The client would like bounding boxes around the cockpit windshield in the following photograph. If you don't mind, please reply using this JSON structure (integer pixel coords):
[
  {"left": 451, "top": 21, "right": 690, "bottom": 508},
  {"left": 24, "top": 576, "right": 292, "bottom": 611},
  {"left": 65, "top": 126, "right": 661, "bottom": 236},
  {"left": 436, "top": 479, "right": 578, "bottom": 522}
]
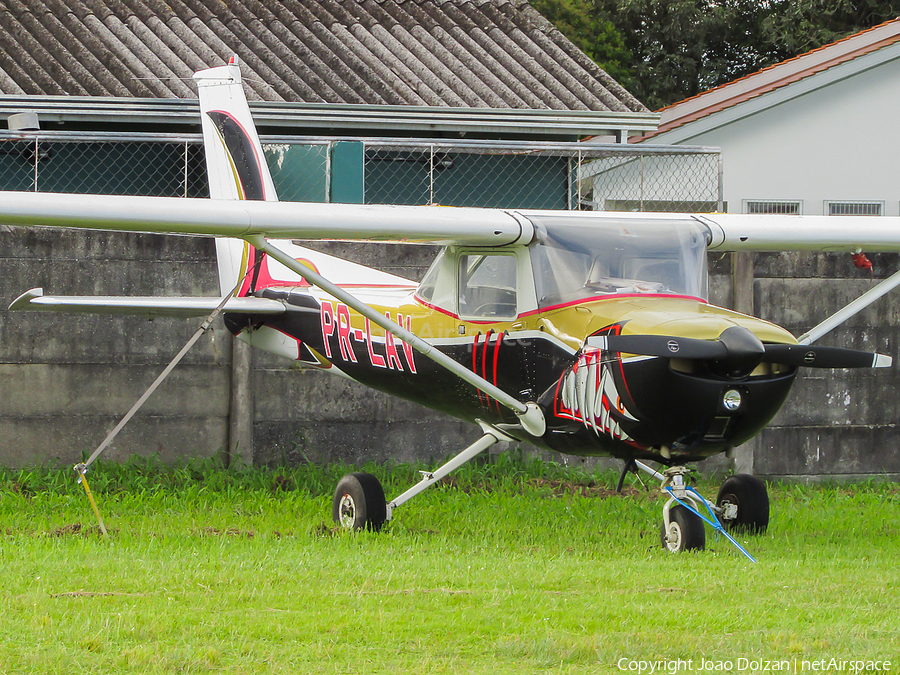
[{"left": 528, "top": 214, "right": 709, "bottom": 309}]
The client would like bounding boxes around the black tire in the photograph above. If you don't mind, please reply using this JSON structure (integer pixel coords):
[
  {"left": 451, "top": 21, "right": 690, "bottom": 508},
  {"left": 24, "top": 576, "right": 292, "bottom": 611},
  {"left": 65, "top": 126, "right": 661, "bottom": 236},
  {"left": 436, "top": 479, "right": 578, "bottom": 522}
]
[
  {"left": 660, "top": 504, "right": 706, "bottom": 552},
  {"left": 332, "top": 472, "right": 387, "bottom": 532},
  {"left": 716, "top": 474, "right": 769, "bottom": 534}
]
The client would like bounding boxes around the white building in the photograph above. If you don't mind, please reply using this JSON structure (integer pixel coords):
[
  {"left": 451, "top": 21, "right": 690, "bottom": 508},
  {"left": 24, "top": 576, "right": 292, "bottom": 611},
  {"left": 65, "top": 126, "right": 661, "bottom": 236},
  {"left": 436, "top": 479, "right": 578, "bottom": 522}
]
[
  {"left": 635, "top": 19, "right": 900, "bottom": 216},
  {"left": 622, "top": 21, "right": 900, "bottom": 479}
]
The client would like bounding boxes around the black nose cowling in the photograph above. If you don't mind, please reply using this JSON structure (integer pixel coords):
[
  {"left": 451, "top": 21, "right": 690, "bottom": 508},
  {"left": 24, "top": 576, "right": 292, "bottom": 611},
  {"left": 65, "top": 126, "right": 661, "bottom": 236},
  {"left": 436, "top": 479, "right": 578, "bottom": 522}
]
[{"left": 713, "top": 325, "right": 765, "bottom": 378}]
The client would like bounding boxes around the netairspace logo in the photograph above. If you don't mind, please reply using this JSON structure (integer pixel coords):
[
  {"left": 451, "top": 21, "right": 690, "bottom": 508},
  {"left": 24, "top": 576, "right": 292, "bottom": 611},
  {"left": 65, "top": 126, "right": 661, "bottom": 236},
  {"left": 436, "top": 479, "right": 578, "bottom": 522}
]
[{"left": 616, "top": 657, "right": 893, "bottom": 674}]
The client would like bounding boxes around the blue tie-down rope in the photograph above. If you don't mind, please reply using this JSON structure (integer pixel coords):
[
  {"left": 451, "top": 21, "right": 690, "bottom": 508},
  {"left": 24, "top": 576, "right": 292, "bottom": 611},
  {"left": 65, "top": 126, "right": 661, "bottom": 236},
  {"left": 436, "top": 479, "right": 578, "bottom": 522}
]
[{"left": 665, "top": 485, "right": 757, "bottom": 563}]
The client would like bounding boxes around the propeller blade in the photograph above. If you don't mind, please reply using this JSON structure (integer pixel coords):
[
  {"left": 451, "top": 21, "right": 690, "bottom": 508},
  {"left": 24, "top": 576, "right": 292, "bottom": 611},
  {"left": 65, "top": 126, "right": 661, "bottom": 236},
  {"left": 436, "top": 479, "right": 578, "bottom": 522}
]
[
  {"left": 587, "top": 334, "right": 728, "bottom": 360},
  {"left": 762, "top": 344, "right": 892, "bottom": 369},
  {"left": 587, "top": 333, "right": 892, "bottom": 370}
]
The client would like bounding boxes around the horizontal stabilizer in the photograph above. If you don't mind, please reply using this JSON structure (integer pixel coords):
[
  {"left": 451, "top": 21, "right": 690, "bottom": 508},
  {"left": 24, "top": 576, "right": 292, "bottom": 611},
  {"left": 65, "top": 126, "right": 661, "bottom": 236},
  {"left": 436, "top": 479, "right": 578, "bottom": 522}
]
[{"left": 8, "top": 288, "right": 286, "bottom": 318}]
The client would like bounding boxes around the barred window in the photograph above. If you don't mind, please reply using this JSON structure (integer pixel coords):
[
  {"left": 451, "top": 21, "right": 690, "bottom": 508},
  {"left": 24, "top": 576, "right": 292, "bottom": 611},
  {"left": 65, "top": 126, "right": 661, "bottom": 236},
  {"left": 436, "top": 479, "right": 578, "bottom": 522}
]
[
  {"left": 743, "top": 200, "right": 802, "bottom": 214},
  {"left": 826, "top": 201, "right": 883, "bottom": 216}
]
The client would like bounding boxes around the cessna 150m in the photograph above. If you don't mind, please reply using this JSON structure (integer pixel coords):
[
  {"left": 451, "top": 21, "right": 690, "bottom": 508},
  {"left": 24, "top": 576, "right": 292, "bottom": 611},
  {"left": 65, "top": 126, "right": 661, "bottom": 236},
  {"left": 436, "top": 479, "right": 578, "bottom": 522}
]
[{"left": 3, "top": 60, "right": 898, "bottom": 557}]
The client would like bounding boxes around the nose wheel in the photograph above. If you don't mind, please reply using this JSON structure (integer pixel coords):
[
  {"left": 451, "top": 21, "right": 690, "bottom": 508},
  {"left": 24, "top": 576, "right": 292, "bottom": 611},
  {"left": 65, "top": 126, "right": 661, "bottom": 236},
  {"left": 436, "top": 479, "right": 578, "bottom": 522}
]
[
  {"left": 660, "top": 504, "right": 705, "bottom": 552},
  {"left": 631, "top": 461, "right": 765, "bottom": 561}
]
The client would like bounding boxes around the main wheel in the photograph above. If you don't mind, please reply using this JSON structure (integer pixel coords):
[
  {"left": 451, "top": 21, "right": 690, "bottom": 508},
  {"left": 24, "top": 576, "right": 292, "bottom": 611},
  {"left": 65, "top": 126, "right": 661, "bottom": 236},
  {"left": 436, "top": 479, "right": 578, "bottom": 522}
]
[
  {"left": 716, "top": 474, "right": 769, "bottom": 534},
  {"left": 660, "top": 504, "right": 706, "bottom": 552},
  {"left": 332, "top": 472, "right": 387, "bottom": 532}
]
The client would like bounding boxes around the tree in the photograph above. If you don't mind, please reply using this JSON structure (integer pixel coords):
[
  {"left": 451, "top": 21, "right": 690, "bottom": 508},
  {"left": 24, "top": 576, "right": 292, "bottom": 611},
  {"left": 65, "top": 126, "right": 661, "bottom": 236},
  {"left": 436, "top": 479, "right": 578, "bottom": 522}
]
[
  {"left": 598, "top": 0, "right": 783, "bottom": 110},
  {"left": 532, "top": 0, "right": 900, "bottom": 110},
  {"left": 529, "top": 0, "right": 634, "bottom": 88},
  {"left": 761, "top": 0, "right": 900, "bottom": 59}
]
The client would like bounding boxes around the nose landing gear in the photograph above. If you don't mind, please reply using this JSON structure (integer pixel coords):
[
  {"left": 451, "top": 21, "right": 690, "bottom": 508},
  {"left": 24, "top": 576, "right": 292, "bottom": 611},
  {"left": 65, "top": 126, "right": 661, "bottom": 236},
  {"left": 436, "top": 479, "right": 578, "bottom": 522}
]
[
  {"left": 632, "top": 461, "right": 767, "bottom": 561},
  {"left": 661, "top": 503, "right": 705, "bottom": 553}
]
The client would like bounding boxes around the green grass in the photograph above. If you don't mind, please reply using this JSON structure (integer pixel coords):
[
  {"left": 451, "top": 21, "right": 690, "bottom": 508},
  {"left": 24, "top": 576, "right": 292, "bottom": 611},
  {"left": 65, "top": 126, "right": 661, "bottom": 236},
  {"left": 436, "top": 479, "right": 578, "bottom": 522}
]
[{"left": 0, "top": 457, "right": 897, "bottom": 673}]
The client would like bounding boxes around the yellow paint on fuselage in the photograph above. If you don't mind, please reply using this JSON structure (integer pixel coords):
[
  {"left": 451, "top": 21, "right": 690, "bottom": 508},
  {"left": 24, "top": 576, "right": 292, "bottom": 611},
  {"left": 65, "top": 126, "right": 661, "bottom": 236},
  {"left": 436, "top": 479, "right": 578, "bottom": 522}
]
[{"left": 331, "top": 290, "right": 797, "bottom": 352}]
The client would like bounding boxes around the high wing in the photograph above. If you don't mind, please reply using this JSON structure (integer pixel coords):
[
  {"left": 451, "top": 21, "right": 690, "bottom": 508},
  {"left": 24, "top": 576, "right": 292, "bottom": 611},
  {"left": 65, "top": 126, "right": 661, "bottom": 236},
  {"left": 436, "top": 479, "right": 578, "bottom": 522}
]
[
  {"left": 0, "top": 62, "right": 897, "bottom": 255},
  {"left": 701, "top": 213, "right": 900, "bottom": 252},
  {"left": 4, "top": 194, "right": 900, "bottom": 252},
  {"left": 0, "top": 190, "right": 532, "bottom": 247}
]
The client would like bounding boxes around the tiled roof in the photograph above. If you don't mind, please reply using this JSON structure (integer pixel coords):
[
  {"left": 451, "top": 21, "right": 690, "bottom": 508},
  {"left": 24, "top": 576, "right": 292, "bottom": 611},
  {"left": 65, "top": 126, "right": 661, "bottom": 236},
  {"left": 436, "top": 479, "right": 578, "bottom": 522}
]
[
  {"left": 640, "top": 18, "right": 900, "bottom": 140},
  {"left": 0, "top": 0, "right": 648, "bottom": 113}
]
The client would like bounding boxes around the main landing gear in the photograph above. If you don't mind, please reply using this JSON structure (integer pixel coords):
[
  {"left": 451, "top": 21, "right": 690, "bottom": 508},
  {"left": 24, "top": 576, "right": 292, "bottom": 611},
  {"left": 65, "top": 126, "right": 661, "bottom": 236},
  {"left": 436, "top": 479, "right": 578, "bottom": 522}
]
[
  {"left": 716, "top": 473, "right": 769, "bottom": 534},
  {"left": 332, "top": 422, "right": 513, "bottom": 533},
  {"left": 330, "top": 430, "right": 768, "bottom": 562},
  {"left": 630, "top": 461, "right": 769, "bottom": 561},
  {"left": 332, "top": 472, "right": 387, "bottom": 532}
]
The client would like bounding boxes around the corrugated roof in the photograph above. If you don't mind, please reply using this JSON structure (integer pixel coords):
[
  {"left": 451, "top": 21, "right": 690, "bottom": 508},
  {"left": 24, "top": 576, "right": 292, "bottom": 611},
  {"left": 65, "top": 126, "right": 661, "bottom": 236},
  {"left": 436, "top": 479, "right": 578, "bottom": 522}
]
[
  {"left": 0, "top": 0, "right": 648, "bottom": 113},
  {"left": 640, "top": 18, "right": 900, "bottom": 140}
]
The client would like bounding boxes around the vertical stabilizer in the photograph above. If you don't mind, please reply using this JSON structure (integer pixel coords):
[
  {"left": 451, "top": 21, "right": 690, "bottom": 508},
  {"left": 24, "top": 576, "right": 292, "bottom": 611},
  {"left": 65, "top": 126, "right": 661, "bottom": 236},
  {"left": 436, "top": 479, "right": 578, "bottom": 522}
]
[{"left": 194, "top": 57, "right": 277, "bottom": 296}]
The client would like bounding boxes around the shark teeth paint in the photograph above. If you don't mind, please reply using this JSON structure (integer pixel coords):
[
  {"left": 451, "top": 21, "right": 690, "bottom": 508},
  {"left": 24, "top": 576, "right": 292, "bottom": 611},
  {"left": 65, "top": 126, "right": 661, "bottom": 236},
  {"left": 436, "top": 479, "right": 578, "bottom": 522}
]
[{"left": 556, "top": 347, "right": 638, "bottom": 442}]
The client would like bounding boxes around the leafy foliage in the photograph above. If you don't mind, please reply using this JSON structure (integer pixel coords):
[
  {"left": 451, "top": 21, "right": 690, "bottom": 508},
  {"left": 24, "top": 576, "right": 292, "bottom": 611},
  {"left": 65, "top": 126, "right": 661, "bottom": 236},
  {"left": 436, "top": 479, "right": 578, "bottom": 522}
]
[
  {"left": 760, "top": 0, "right": 900, "bottom": 57},
  {"left": 530, "top": 0, "right": 634, "bottom": 86},
  {"left": 532, "top": 0, "right": 900, "bottom": 109}
]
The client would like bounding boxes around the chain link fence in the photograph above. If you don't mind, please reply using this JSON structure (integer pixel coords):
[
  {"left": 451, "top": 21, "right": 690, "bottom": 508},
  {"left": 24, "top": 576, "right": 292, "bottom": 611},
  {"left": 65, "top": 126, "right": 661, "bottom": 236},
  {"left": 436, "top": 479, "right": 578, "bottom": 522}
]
[
  {"left": 0, "top": 132, "right": 721, "bottom": 212},
  {"left": 364, "top": 141, "right": 722, "bottom": 211},
  {"left": 0, "top": 134, "right": 209, "bottom": 197}
]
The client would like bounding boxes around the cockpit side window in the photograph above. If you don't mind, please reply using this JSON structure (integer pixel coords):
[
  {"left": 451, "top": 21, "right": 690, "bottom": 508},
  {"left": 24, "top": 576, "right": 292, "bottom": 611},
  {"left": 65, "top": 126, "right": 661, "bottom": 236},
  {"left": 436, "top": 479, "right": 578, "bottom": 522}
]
[
  {"left": 458, "top": 253, "right": 518, "bottom": 319},
  {"left": 416, "top": 249, "right": 442, "bottom": 304}
]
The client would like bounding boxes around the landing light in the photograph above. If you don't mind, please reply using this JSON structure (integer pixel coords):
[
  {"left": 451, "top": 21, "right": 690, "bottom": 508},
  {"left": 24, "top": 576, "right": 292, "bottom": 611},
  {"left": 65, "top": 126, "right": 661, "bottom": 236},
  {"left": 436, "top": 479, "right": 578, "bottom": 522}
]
[{"left": 723, "top": 389, "right": 742, "bottom": 411}]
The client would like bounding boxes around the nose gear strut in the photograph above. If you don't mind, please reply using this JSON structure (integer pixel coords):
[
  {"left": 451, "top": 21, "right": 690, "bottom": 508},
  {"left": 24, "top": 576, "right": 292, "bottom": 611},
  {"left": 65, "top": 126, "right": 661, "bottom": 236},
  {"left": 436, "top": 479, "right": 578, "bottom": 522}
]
[{"left": 633, "top": 461, "right": 758, "bottom": 562}]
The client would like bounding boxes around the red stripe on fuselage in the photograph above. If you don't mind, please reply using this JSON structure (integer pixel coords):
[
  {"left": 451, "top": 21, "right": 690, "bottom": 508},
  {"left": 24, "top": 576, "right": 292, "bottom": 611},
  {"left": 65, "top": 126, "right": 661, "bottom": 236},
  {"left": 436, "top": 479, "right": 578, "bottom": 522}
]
[
  {"left": 518, "top": 293, "right": 707, "bottom": 318},
  {"left": 415, "top": 292, "right": 706, "bottom": 322},
  {"left": 491, "top": 331, "right": 503, "bottom": 413}
]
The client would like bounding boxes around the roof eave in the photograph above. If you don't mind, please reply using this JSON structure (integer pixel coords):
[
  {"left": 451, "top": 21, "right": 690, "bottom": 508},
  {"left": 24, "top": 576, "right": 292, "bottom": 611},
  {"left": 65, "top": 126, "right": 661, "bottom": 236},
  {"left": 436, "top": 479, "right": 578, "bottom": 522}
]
[
  {"left": 0, "top": 96, "right": 659, "bottom": 137},
  {"left": 643, "top": 19, "right": 900, "bottom": 141}
]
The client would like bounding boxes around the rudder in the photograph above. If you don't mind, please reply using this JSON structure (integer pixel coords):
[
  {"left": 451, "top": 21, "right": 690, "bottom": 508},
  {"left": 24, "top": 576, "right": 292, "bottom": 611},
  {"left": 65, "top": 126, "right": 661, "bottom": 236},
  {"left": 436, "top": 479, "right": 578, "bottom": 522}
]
[{"left": 194, "top": 57, "right": 277, "bottom": 297}]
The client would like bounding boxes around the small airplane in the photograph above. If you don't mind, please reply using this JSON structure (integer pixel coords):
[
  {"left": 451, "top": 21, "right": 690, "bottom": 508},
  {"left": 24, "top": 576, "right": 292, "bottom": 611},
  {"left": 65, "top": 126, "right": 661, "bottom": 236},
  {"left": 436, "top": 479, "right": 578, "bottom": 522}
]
[{"left": 3, "top": 59, "right": 899, "bottom": 557}]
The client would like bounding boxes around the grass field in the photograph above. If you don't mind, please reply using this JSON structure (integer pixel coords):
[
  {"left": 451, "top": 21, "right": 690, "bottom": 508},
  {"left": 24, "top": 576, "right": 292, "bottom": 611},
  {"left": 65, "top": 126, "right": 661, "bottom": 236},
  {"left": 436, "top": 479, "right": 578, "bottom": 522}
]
[{"left": 0, "top": 457, "right": 897, "bottom": 674}]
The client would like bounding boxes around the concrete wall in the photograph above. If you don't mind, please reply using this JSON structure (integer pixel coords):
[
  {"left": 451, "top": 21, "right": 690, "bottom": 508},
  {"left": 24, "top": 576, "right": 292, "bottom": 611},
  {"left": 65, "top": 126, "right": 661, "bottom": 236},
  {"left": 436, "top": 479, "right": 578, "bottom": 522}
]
[
  {"left": 2, "top": 228, "right": 896, "bottom": 480},
  {"left": 739, "top": 252, "right": 900, "bottom": 480},
  {"left": 0, "top": 228, "right": 228, "bottom": 467}
]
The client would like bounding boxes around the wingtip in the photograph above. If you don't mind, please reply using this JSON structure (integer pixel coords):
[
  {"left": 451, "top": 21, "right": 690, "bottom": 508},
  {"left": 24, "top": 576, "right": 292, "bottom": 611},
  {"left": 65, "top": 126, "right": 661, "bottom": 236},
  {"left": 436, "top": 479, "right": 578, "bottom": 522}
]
[
  {"left": 873, "top": 353, "right": 893, "bottom": 368},
  {"left": 8, "top": 287, "right": 43, "bottom": 311}
]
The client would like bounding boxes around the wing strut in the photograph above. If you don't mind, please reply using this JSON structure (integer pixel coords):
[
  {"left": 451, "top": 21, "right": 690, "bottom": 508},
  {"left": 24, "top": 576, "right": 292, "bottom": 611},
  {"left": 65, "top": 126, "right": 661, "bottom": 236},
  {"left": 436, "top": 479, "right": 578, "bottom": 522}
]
[
  {"left": 246, "top": 236, "right": 546, "bottom": 437},
  {"left": 797, "top": 265, "right": 900, "bottom": 346}
]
